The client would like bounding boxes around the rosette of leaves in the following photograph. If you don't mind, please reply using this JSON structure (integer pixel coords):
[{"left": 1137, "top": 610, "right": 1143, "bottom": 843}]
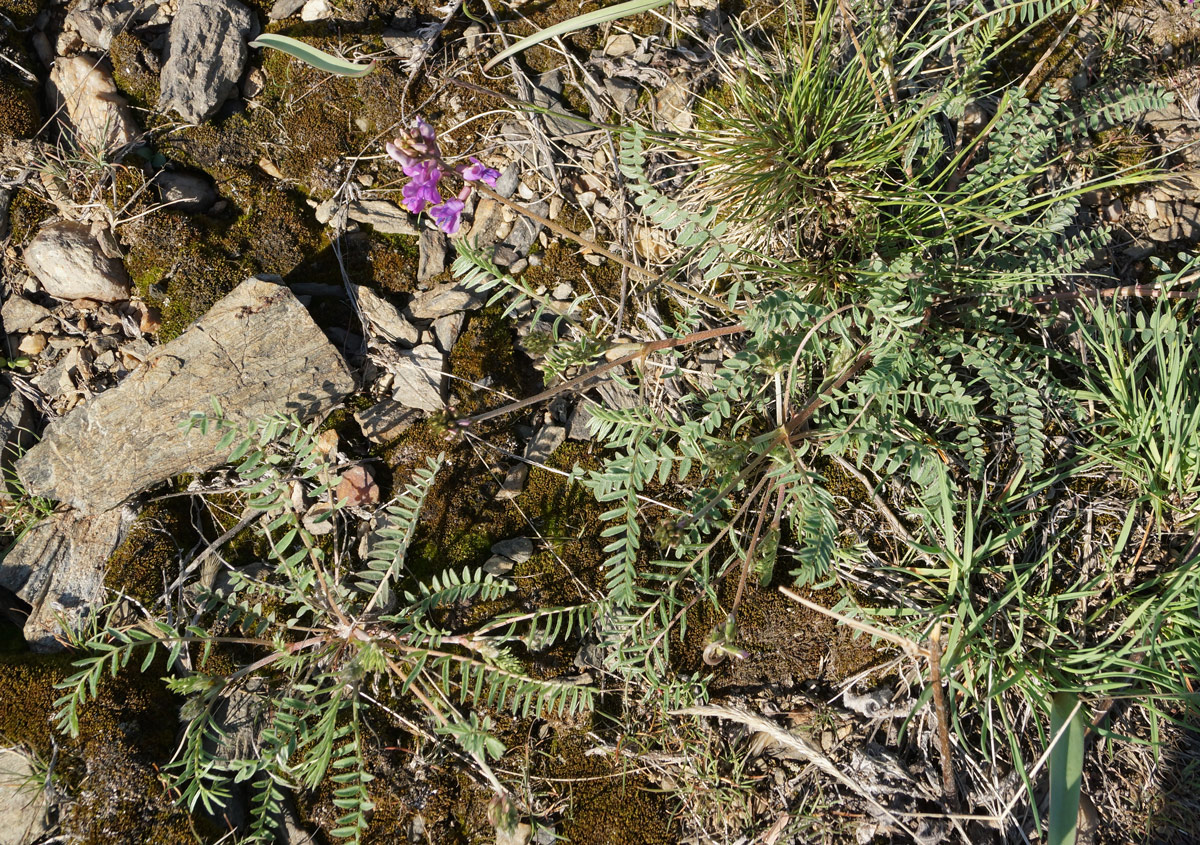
[{"left": 54, "top": 407, "right": 594, "bottom": 843}]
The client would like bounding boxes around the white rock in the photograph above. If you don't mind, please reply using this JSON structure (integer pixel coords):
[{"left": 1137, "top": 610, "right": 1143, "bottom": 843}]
[
  {"left": 50, "top": 55, "right": 139, "bottom": 153},
  {"left": 301, "top": 0, "right": 331, "bottom": 21},
  {"left": 25, "top": 222, "right": 131, "bottom": 302}
]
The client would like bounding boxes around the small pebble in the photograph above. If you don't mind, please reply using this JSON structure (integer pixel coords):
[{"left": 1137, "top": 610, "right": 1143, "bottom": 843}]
[{"left": 18, "top": 333, "right": 46, "bottom": 355}]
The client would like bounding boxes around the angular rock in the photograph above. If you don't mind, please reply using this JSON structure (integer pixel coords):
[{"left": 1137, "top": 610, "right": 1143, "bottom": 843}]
[
  {"left": 354, "top": 398, "right": 420, "bottom": 443},
  {"left": 336, "top": 465, "right": 380, "bottom": 507},
  {"left": 300, "top": 0, "right": 331, "bottom": 21},
  {"left": 482, "top": 555, "right": 514, "bottom": 576},
  {"left": 604, "top": 33, "right": 637, "bottom": 57},
  {"left": 157, "top": 171, "right": 217, "bottom": 213},
  {"left": 347, "top": 199, "right": 419, "bottom": 235},
  {"left": 1, "top": 296, "right": 52, "bottom": 333},
  {"left": 0, "top": 507, "right": 129, "bottom": 651},
  {"left": 16, "top": 278, "right": 356, "bottom": 514},
  {"left": 531, "top": 71, "right": 591, "bottom": 143},
  {"left": 0, "top": 749, "right": 52, "bottom": 844},
  {"left": 491, "top": 537, "right": 534, "bottom": 564},
  {"left": 383, "top": 28, "right": 425, "bottom": 59},
  {"left": 352, "top": 284, "right": 419, "bottom": 344},
  {"left": 432, "top": 312, "right": 463, "bottom": 352},
  {"left": 0, "top": 389, "right": 34, "bottom": 470},
  {"left": 269, "top": 0, "right": 306, "bottom": 19},
  {"left": 49, "top": 55, "right": 139, "bottom": 152},
  {"left": 389, "top": 344, "right": 444, "bottom": 413},
  {"left": 159, "top": 0, "right": 255, "bottom": 124},
  {"left": 66, "top": 0, "right": 140, "bottom": 51},
  {"left": 408, "top": 282, "right": 481, "bottom": 320},
  {"left": 25, "top": 222, "right": 132, "bottom": 302},
  {"left": 496, "top": 425, "right": 566, "bottom": 500},
  {"left": 417, "top": 226, "right": 447, "bottom": 282}
]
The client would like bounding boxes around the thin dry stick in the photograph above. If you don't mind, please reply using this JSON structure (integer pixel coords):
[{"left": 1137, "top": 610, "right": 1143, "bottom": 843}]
[
  {"left": 929, "top": 621, "right": 957, "bottom": 804},
  {"left": 459, "top": 321, "right": 746, "bottom": 426},
  {"left": 1027, "top": 276, "right": 1200, "bottom": 304}
]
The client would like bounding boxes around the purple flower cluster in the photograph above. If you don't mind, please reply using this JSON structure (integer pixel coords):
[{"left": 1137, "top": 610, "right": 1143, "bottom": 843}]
[{"left": 386, "top": 118, "right": 500, "bottom": 236}]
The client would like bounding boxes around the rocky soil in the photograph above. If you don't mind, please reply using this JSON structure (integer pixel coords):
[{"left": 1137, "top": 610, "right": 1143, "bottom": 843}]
[{"left": 1, "top": 0, "right": 1200, "bottom": 843}]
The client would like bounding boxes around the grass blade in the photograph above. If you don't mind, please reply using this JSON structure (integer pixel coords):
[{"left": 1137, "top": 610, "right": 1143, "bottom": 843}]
[
  {"left": 482, "top": 0, "right": 670, "bottom": 72},
  {"left": 250, "top": 34, "right": 376, "bottom": 77},
  {"left": 1047, "top": 692, "right": 1085, "bottom": 845}
]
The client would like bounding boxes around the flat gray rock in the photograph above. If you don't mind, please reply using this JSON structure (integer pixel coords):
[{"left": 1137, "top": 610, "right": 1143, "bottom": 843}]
[
  {"left": 66, "top": 0, "right": 141, "bottom": 51},
  {"left": 491, "top": 537, "right": 534, "bottom": 563},
  {"left": 1, "top": 296, "right": 52, "bottom": 333},
  {"left": 157, "top": 171, "right": 217, "bottom": 213},
  {"left": 354, "top": 398, "right": 420, "bottom": 444},
  {"left": 25, "top": 221, "right": 131, "bottom": 302},
  {"left": 269, "top": 0, "right": 306, "bottom": 19},
  {"left": 352, "top": 284, "right": 419, "bottom": 345},
  {"left": 0, "top": 506, "right": 130, "bottom": 651},
  {"left": 418, "top": 226, "right": 447, "bottom": 282},
  {"left": 16, "top": 277, "right": 355, "bottom": 514},
  {"left": 348, "top": 199, "right": 419, "bottom": 235},
  {"left": 408, "top": 282, "right": 481, "bottom": 320},
  {"left": 159, "top": 0, "right": 255, "bottom": 123},
  {"left": 389, "top": 344, "right": 444, "bottom": 413},
  {"left": 432, "top": 312, "right": 463, "bottom": 352}
]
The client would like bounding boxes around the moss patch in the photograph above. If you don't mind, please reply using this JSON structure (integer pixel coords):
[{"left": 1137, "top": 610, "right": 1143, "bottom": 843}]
[
  {"left": 0, "top": 72, "right": 39, "bottom": 140},
  {"left": 0, "top": 652, "right": 205, "bottom": 844},
  {"left": 542, "top": 731, "right": 677, "bottom": 845},
  {"left": 6, "top": 187, "right": 52, "bottom": 244},
  {"left": 0, "top": 0, "right": 45, "bottom": 27},
  {"left": 105, "top": 502, "right": 193, "bottom": 605}
]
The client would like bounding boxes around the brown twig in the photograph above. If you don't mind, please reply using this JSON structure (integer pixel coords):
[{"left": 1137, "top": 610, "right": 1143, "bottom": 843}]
[
  {"left": 928, "top": 621, "right": 957, "bottom": 804},
  {"left": 457, "top": 321, "right": 745, "bottom": 427},
  {"left": 1027, "top": 277, "right": 1200, "bottom": 305}
]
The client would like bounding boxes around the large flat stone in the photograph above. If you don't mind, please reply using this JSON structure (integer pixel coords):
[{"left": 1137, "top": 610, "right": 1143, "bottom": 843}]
[{"left": 16, "top": 277, "right": 355, "bottom": 514}]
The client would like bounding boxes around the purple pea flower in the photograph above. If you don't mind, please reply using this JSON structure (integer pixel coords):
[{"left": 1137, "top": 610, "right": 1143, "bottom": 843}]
[
  {"left": 402, "top": 179, "right": 443, "bottom": 214},
  {"left": 388, "top": 117, "right": 501, "bottom": 235},
  {"left": 459, "top": 157, "right": 500, "bottom": 188},
  {"left": 429, "top": 198, "right": 466, "bottom": 235}
]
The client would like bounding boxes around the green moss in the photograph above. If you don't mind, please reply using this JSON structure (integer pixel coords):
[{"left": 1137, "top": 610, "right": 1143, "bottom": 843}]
[
  {"left": 543, "top": 732, "right": 676, "bottom": 845},
  {"left": 105, "top": 502, "right": 192, "bottom": 605},
  {"left": 6, "top": 187, "right": 52, "bottom": 244},
  {"left": 0, "top": 0, "right": 45, "bottom": 27},
  {"left": 0, "top": 652, "right": 206, "bottom": 843},
  {"left": 108, "top": 31, "right": 162, "bottom": 113},
  {"left": 0, "top": 73, "right": 39, "bottom": 139},
  {"left": 121, "top": 175, "right": 324, "bottom": 340}
]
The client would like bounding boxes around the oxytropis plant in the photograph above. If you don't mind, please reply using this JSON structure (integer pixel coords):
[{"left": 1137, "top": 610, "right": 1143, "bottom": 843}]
[{"left": 386, "top": 117, "right": 500, "bottom": 234}]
